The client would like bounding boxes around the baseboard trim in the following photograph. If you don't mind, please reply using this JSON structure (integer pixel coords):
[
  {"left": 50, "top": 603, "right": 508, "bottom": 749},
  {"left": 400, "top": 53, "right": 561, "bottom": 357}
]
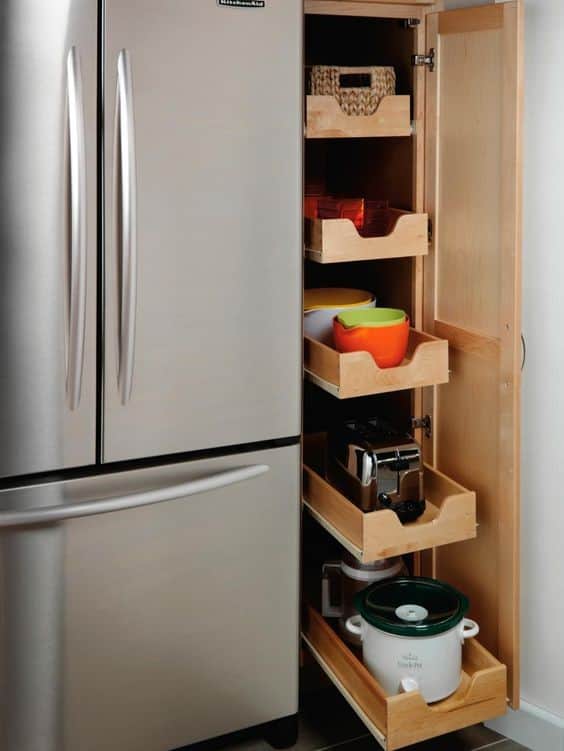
[{"left": 486, "top": 700, "right": 564, "bottom": 751}]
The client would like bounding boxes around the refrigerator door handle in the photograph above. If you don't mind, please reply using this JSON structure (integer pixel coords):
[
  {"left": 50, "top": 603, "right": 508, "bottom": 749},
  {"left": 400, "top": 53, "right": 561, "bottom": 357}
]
[
  {"left": 66, "top": 47, "right": 87, "bottom": 411},
  {"left": 0, "top": 464, "right": 269, "bottom": 528},
  {"left": 116, "top": 49, "right": 138, "bottom": 405}
]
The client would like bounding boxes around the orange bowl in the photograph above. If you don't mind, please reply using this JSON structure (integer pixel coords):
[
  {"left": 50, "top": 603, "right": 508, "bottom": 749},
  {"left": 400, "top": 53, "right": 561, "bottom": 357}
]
[{"left": 333, "top": 316, "right": 410, "bottom": 368}]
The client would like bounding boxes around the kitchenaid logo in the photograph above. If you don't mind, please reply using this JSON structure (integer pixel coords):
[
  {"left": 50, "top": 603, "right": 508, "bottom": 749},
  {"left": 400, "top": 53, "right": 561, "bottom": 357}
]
[
  {"left": 218, "top": 0, "right": 265, "bottom": 7},
  {"left": 397, "top": 652, "right": 422, "bottom": 670}
]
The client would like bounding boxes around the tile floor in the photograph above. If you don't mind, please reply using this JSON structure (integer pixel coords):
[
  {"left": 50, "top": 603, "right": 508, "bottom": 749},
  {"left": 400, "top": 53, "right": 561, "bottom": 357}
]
[{"left": 208, "top": 687, "right": 530, "bottom": 751}]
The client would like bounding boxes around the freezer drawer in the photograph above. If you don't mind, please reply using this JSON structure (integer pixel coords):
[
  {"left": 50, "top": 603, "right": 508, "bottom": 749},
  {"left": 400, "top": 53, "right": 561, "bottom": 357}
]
[
  {"left": 0, "top": 444, "right": 300, "bottom": 751},
  {"left": 103, "top": 0, "right": 303, "bottom": 462},
  {"left": 0, "top": 0, "right": 97, "bottom": 478}
]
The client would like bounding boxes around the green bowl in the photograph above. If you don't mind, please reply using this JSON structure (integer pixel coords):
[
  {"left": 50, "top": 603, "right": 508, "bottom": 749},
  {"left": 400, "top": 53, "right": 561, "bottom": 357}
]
[{"left": 336, "top": 308, "right": 407, "bottom": 330}]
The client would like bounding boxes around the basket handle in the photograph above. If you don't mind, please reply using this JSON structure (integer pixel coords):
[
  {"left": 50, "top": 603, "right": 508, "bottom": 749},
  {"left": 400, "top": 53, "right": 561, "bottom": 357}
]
[{"left": 338, "top": 66, "right": 376, "bottom": 75}]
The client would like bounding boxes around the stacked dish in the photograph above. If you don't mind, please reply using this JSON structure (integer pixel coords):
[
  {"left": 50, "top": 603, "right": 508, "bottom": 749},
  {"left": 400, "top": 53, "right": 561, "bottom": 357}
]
[
  {"left": 304, "top": 288, "right": 376, "bottom": 346},
  {"left": 333, "top": 308, "right": 409, "bottom": 368}
]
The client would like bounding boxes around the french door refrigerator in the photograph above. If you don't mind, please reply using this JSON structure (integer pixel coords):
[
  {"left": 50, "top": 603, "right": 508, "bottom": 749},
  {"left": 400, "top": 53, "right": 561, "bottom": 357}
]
[{"left": 0, "top": 2, "right": 302, "bottom": 750}]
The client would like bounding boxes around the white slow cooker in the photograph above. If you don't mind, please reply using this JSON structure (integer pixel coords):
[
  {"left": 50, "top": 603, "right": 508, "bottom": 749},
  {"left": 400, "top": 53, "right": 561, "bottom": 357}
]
[{"left": 346, "top": 577, "right": 479, "bottom": 703}]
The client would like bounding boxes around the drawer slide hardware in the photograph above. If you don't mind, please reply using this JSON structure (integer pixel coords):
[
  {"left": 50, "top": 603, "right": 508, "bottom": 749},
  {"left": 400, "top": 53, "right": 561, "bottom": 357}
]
[
  {"left": 412, "top": 415, "right": 432, "bottom": 439},
  {"left": 412, "top": 49, "right": 435, "bottom": 72}
]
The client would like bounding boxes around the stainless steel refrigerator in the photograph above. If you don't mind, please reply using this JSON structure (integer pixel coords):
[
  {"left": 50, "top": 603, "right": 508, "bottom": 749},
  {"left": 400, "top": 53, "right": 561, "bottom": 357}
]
[{"left": 0, "top": 2, "right": 302, "bottom": 750}]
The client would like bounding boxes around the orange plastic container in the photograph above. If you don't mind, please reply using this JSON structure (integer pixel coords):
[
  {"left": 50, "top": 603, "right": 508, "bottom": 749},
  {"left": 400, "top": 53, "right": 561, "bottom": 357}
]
[
  {"left": 317, "top": 197, "right": 365, "bottom": 231},
  {"left": 333, "top": 313, "right": 410, "bottom": 368}
]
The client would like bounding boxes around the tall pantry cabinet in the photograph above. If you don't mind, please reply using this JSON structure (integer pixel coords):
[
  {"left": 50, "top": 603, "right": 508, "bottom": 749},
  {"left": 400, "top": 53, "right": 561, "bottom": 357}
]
[{"left": 300, "top": 1, "right": 522, "bottom": 749}]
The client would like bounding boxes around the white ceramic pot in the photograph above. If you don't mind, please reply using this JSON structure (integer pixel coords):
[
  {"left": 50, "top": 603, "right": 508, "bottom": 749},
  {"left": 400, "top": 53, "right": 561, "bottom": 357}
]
[
  {"left": 346, "top": 613, "right": 479, "bottom": 702},
  {"left": 346, "top": 577, "right": 480, "bottom": 703},
  {"left": 303, "top": 288, "right": 376, "bottom": 346},
  {"left": 304, "top": 304, "right": 375, "bottom": 345}
]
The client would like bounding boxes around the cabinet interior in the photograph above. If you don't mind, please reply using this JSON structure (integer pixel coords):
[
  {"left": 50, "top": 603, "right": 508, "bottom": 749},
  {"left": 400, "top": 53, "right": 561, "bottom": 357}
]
[
  {"left": 305, "top": 14, "right": 416, "bottom": 98},
  {"left": 301, "top": 1, "right": 522, "bottom": 746}
]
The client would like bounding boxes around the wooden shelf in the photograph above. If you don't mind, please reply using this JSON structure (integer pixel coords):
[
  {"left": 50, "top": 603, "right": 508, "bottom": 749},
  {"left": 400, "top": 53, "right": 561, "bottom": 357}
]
[
  {"left": 306, "top": 95, "right": 411, "bottom": 139},
  {"left": 305, "top": 211, "right": 428, "bottom": 264},
  {"left": 303, "top": 434, "right": 476, "bottom": 562},
  {"left": 305, "top": 1, "right": 436, "bottom": 11},
  {"left": 302, "top": 605, "right": 507, "bottom": 751},
  {"left": 304, "top": 329, "right": 449, "bottom": 399}
]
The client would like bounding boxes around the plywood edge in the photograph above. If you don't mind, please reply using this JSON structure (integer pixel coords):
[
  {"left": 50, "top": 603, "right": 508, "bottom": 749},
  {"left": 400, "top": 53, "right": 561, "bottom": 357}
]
[
  {"left": 464, "top": 633, "right": 504, "bottom": 671},
  {"left": 424, "top": 462, "right": 473, "bottom": 500},
  {"left": 301, "top": 634, "right": 387, "bottom": 749},
  {"left": 304, "top": 336, "right": 341, "bottom": 387},
  {"left": 303, "top": 501, "right": 364, "bottom": 559},
  {"left": 424, "top": 464, "right": 477, "bottom": 527},
  {"left": 305, "top": 1, "right": 431, "bottom": 18},
  {"left": 306, "top": 95, "right": 411, "bottom": 139},
  {"left": 305, "top": 213, "right": 429, "bottom": 263},
  {"left": 302, "top": 605, "right": 388, "bottom": 731},
  {"left": 302, "top": 463, "right": 364, "bottom": 551},
  {"left": 304, "top": 369, "right": 341, "bottom": 398},
  {"left": 499, "top": 0, "right": 523, "bottom": 709},
  {"left": 407, "top": 328, "right": 443, "bottom": 349},
  {"left": 459, "top": 664, "right": 507, "bottom": 708}
]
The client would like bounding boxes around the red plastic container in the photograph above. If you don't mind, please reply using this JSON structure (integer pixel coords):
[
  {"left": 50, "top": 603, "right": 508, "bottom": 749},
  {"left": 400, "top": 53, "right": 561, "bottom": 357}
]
[{"left": 317, "top": 197, "right": 365, "bottom": 231}]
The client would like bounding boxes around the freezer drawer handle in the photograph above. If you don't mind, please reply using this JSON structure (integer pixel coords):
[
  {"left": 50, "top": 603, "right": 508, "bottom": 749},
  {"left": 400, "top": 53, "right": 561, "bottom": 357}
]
[
  {"left": 66, "top": 47, "right": 87, "bottom": 411},
  {"left": 117, "top": 49, "right": 138, "bottom": 405},
  {"left": 0, "top": 464, "right": 269, "bottom": 528}
]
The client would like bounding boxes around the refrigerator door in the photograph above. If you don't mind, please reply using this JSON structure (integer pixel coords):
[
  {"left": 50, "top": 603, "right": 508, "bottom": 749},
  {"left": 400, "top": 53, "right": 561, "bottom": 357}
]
[
  {"left": 0, "top": 444, "right": 300, "bottom": 751},
  {"left": 0, "top": 1, "right": 97, "bottom": 478},
  {"left": 103, "top": 0, "right": 302, "bottom": 463}
]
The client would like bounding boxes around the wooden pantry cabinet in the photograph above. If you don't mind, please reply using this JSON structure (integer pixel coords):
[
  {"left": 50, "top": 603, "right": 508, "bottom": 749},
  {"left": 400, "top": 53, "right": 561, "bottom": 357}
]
[{"left": 301, "top": 1, "right": 522, "bottom": 748}]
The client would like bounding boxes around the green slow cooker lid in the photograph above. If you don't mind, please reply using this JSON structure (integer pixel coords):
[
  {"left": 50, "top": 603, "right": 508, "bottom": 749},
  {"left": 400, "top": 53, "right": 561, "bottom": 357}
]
[{"left": 354, "top": 577, "right": 469, "bottom": 637}]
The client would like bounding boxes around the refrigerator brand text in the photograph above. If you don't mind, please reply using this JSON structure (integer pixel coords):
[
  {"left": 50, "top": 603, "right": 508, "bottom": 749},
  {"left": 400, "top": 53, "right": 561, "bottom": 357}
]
[{"left": 218, "top": 0, "right": 265, "bottom": 7}]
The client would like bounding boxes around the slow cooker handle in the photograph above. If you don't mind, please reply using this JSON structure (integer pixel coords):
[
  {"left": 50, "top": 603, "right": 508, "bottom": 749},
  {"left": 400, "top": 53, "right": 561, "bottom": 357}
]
[
  {"left": 460, "top": 618, "right": 480, "bottom": 643},
  {"left": 344, "top": 615, "right": 363, "bottom": 639}
]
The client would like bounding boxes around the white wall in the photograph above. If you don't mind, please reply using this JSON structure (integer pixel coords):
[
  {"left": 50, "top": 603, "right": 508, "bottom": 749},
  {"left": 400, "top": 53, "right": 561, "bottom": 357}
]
[
  {"left": 442, "top": 0, "right": 564, "bottom": 744},
  {"left": 518, "top": 0, "right": 564, "bottom": 719}
]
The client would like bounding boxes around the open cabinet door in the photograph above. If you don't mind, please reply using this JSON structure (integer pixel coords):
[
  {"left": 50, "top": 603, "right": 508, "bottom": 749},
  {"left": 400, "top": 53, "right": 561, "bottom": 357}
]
[{"left": 423, "top": 2, "right": 523, "bottom": 707}]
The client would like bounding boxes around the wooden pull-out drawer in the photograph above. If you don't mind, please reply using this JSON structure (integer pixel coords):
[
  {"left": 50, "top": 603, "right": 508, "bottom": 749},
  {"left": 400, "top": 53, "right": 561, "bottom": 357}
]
[
  {"left": 303, "top": 434, "right": 476, "bottom": 562},
  {"left": 302, "top": 605, "right": 507, "bottom": 751},
  {"left": 306, "top": 95, "right": 411, "bottom": 139},
  {"left": 305, "top": 212, "right": 429, "bottom": 264},
  {"left": 304, "top": 330, "right": 448, "bottom": 399}
]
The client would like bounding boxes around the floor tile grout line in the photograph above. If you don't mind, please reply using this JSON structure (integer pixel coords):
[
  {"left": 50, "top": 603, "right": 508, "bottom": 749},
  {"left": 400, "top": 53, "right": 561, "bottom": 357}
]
[
  {"left": 472, "top": 739, "right": 508, "bottom": 751},
  {"left": 306, "top": 732, "right": 513, "bottom": 751},
  {"left": 311, "top": 733, "right": 371, "bottom": 751}
]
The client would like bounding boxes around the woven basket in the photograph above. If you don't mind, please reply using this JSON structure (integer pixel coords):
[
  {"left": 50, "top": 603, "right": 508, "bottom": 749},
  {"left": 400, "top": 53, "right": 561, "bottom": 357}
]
[{"left": 310, "top": 65, "right": 396, "bottom": 116}]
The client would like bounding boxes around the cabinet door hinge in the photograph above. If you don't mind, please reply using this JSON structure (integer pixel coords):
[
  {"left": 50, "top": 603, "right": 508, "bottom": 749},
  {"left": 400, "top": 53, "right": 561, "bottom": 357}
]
[
  {"left": 428, "top": 218, "right": 433, "bottom": 243},
  {"left": 403, "top": 18, "right": 421, "bottom": 29},
  {"left": 412, "top": 48, "right": 435, "bottom": 72},
  {"left": 411, "top": 415, "right": 432, "bottom": 439}
]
